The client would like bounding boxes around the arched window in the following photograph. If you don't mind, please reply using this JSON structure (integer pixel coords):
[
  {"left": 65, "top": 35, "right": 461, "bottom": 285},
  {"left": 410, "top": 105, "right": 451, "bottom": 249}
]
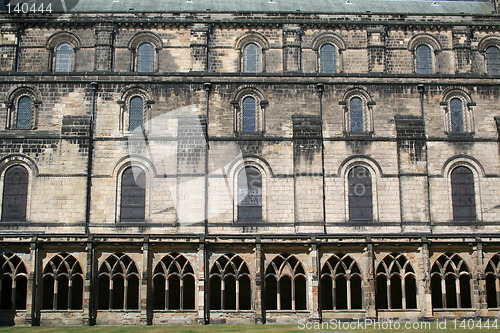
[
  {"left": 243, "top": 43, "right": 260, "bottom": 73},
  {"left": 348, "top": 166, "right": 373, "bottom": 221},
  {"left": 153, "top": 253, "right": 195, "bottom": 310},
  {"left": 450, "top": 98, "right": 464, "bottom": 133},
  {"left": 237, "top": 166, "right": 262, "bottom": 222},
  {"left": 265, "top": 253, "right": 306, "bottom": 311},
  {"left": 320, "top": 44, "right": 337, "bottom": 74},
  {"left": 375, "top": 253, "right": 417, "bottom": 310},
  {"left": 2, "top": 166, "right": 29, "bottom": 222},
  {"left": 242, "top": 97, "right": 257, "bottom": 133},
  {"left": 209, "top": 253, "right": 251, "bottom": 310},
  {"left": 349, "top": 97, "right": 364, "bottom": 133},
  {"left": 16, "top": 96, "right": 32, "bottom": 129},
  {"left": 0, "top": 253, "right": 28, "bottom": 310},
  {"left": 321, "top": 254, "right": 362, "bottom": 310},
  {"left": 41, "top": 253, "right": 83, "bottom": 310},
  {"left": 431, "top": 253, "right": 472, "bottom": 309},
  {"left": 128, "top": 96, "right": 144, "bottom": 132},
  {"left": 120, "top": 167, "right": 146, "bottom": 222},
  {"left": 137, "top": 42, "right": 155, "bottom": 73},
  {"left": 97, "top": 253, "right": 139, "bottom": 310},
  {"left": 415, "top": 44, "right": 433, "bottom": 74},
  {"left": 485, "top": 46, "right": 500, "bottom": 75},
  {"left": 451, "top": 167, "right": 476, "bottom": 221},
  {"left": 54, "top": 43, "right": 73, "bottom": 72},
  {"left": 485, "top": 253, "right": 500, "bottom": 308}
]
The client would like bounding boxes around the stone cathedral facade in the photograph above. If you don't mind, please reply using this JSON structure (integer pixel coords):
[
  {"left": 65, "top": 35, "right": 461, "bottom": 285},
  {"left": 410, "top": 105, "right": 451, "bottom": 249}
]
[{"left": 0, "top": 0, "right": 499, "bottom": 326}]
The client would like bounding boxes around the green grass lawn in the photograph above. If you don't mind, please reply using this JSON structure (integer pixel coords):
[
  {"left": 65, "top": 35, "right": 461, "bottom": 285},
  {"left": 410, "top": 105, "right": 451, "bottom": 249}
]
[{"left": 0, "top": 321, "right": 499, "bottom": 333}]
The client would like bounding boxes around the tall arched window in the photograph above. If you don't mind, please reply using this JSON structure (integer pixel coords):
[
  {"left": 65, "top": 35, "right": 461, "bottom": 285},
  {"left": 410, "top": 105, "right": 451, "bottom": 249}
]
[
  {"left": 137, "top": 42, "right": 155, "bottom": 73},
  {"left": 41, "top": 253, "right": 83, "bottom": 310},
  {"left": 16, "top": 96, "right": 32, "bottom": 129},
  {"left": 416, "top": 44, "right": 433, "bottom": 74},
  {"left": 321, "top": 254, "right": 362, "bottom": 310},
  {"left": 485, "top": 253, "right": 500, "bottom": 308},
  {"left": 153, "top": 253, "right": 195, "bottom": 310},
  {"left": 349, "top": 97, "right": 364, "bottom": 133},
  {"left": 209, "top": 253, "right": 251, "bottom": 310},
  {"left": 55, "top": 43, "right": 74, "bottom": 72},
  {"left": 485, "top": 46, "right": 500, "bottom": 75},
  {"left": 0, "top": 253, "right": 27, "bottom": 310},
  {"left": 375, "top": 253, "right": 417, "bottom": 310},
  {"left": 450, "top": 98, "right": 464, "bottom": 133},
  {"left": 431, "top": 253, "right": 472, "bottom": 309},
  {"left": 237, "top": 166, "right": 262, "bottom": 222},
  {"left": 348, "top": 166, "right": 373, "bottom": 221},
  {"left": 243, "top": 43, "right": 260, "bottom": 73},
  {"left": 129, "top": 96, "right": 144, "bottom": 131},
  {"left": 120, "top": 167, "right": 146, "bottom": 222},
  {"left": 98, "top": 253, "right": 139, "bottom": 310},
  {"left": 451, "top": 166, "right": 476, "bottom": 221},
  {"left": 320, "top": 44, "right": 337, "bottom": 74},
  {"left": 265, "top": 253, "right": 306, "bottom": 311},
  {"left": 2, "top": 166, "right": 29, "bottom": 222},
  {"left": 242, "top": 96, "right": 257, "bottom": 133}
]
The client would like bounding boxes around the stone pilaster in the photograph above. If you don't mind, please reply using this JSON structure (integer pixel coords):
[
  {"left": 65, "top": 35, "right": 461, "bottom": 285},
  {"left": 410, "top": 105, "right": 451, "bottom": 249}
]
[
  {"left": 420, "top": 239, "right": 433, "bottom": 319},
  {"left": 254, "top": 240, "right": 264, "bottom": 324},
  {"left": 140, "top": 240, "right": 152, "bottom": 324},
  {"left": 364, "top": 242, "right": 376, "bottom": 319},
  {"left": 310, "top": 241, "right": 321, "bottom": 322},
  {"left": 190, "top": 24, "right": 210, "bottom": 72},
  {"left": 94, "top": 24, "right": 115, "bottom": 71},
  {"left": 367, "top": 26, "right": 386, "bottom": 73},
  {"left": 196, "top": 240, "right": 208, "bottom": 324},
  {"left": 475, "top": 241, "right": 487, "bottom": 317},
  {"left": 283, "top": 25, "right": 302, "bottom": 72},
  {"left": 453, "top": 26, "right": 472, "bottom": 73},
  {"left": 0, "top": 23, "right": 21, "bottom": 71}
]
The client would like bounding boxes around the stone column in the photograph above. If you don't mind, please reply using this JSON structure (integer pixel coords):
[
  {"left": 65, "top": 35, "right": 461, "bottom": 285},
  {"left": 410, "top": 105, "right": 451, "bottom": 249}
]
[
  {"left": 94, "top": 24, "right": 115, "bottom": 71},
  {"left": 452, "top": 26, "right": 472, "bottom": 74},
  {"left": 420, "top": 239, "right": 433, "bottom": 319},
  {"left": 283, "top": 25, "right": 302, "bottom": 72},
  {"left": 0, "top": 23, "right": 21, "bottom": 71},
  {"left": 190, "top": 24, "right": 210, "bottom": 72},
  {"left": 254, "top": 239, "right": 264, "bottom": 324},
  {"left": 364, "top": 241, "right": 376, "bottom": 319},
  {"left": 367, "top": 26, "right": 386, "bottom": 73}
]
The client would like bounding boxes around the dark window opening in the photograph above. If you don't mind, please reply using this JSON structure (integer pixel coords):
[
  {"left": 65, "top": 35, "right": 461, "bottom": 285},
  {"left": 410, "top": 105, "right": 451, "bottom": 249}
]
[
  {"left": 237, "top": 166, "right": 262, "bottom": 222},
  {"left": 239, "top": 275, "right": 251, "bottom": 310},
  {"left": 445, "top": 275, "right": 457, "bottom": 308},
  {"left": 129, "top": 96, "right": 144, "bottom": 132},
  {"left": 450, "top": 98, "right": 464, "bottom": 133},
  {"left": 120, "top": 167, "right": 146, "bottom": 222},
  {"left": 223, "top": 276, "right": 237, "bottom": 310},
  {"left": 335, "top": 276, "right": 348, "bottom": 310},
  {"left": 98, "top": 276, "right": 109, "bottom": 310},
  {"left": 295, "top": 276, "right": 307, "bottom": 310},
  {"left": 486, "top": 275, "right": 498, "bottom": 308},
  {"left": 349, "top": 97, "right": 364, "bottom": 133},
  {"left": 280, "top": 276, "right": 292, "bottom": 310},
  {"left": 485, "top": 46, "right": 500, "bottom": 75},
  {"left": 351, "top": 276, "right": 362, "bottom": 309},
  {"left": 376, "top": 276, "right": 388, "bottom": 310},
  {"left": 137, "top": 43, "right": 155, "bottom": 73},
  {"left": 405, "top": 276, "right": 417, "bottom": 309},
  {"left": 153, "top": 276, "right": 165, "bottom": 310},
  {"left": 42, "top": 276, "right": 54, "bottom": 310},
  {"left": 210, "top": 276, "right": 221, "bottom": 310},
  {"left": 55, "top": 43, "right": 73, "bottom": 72},
  {"left": 127, "top": 275, "right": 139, "bottom": 310},
  {"left": 320, "top": 44, "right": 337, "bottom": 74},
  {"left": 16, "top": 96, "right": 32, "bottom": 129},
  {"left": 348, "top": 166, "right": 373, "bottom": 221},
  {"left": 112, "top": 276, "right": 124, "bottom": 309},
  {"left": 183, "top": 275, "right": 196, "bottom": 310},
  {"left": 15, "top": 276, "right": 27, "bottom": 310},
  {"left": 242, "top": 96, "right": 257, "bottom": 133},
  {"left": 416, "top": 44, "right": 432, "bottom": 74},
  {"left": 2, "top": 166, "right": 29, "bottom": 222},
  {"left": 243, "top": 43, "right": 260, "bottom": 73},
  {"left": 71, "top": 276, "right": 83, "bottom": 310},
  {"left": 56, "top": 276, "right": 69, "bottom": 310},
  {"left": 451, "top": 167, "right": 476, "bottom": 221},
  {"left": 265, "top": 276, "right": 277, "bottom": 310},
  {"left": 431, "top": 275, "right": 443, "bottom": 308},
  {"left": 390, "top": 275, "right": 403, "bottom": 309},
  {"left": 320, "top": 276, "right": 333, "bottom": 310},
  {"left": 0, "top": 276, "right": 12, "bottom": 310},
  {"left": 459, "top": 275, "right": 472, "bottom": 308}
]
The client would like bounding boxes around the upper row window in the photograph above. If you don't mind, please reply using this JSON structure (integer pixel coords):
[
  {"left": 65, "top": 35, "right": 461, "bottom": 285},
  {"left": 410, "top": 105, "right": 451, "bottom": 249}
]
[
  {"left": 485, "top": 46, "right": 500, "bottom": 75},
  {"left": 54, "top": 43, "right": 74, "bottom": 72}
]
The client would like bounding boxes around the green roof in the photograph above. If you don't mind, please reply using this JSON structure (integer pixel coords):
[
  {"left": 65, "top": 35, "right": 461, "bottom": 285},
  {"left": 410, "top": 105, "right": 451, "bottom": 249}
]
[{"left": 0, "top": 0, "right": 495, "bottom": 15}]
